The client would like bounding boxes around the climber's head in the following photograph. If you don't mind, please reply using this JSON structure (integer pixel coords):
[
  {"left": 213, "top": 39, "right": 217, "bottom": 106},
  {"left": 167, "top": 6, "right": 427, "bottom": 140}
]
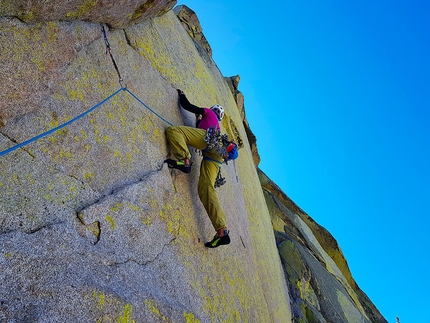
[{"left": 211, "top": 104, "right": 224, "bottom": 121}]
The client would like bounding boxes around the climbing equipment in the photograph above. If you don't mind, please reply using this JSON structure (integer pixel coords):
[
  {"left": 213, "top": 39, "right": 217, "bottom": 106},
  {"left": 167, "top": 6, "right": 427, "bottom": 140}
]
[
  {"left": 203, "top": 127, "right": 238, "bottom": 163},
  {"left": 102, "top": 25, "right": 125, "bottom": 87},
  {"left": 202, "top": 127, "right": 239, "bottom": 188},
  {"left": 101, "top": 26, "right": 173, "bottom": 126},
  {"left": 214, "top": 168, "right": 226, "bottom": 188},
  {"left": 0, "top": 88, "right": 124, "bottom": 157},
  {"left": 203, "top": 126, "right": 220, "bottom": 151},
  {"left": 202, "top": 156, "right": 222, "bottom": 165},
  {"left": 0, "top": 87, "right": 173, "bottom": 157},
  {"left": 125, "top": 88, "right": 173, "bottom": 126},
  {"left": 0, "top": 27, "right": 173, "bottom": 158}
]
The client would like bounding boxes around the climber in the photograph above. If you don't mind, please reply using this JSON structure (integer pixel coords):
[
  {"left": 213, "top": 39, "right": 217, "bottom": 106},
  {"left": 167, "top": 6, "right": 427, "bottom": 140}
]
[{"left": 164, "top": 89, "right": 238, "bottom": 248}]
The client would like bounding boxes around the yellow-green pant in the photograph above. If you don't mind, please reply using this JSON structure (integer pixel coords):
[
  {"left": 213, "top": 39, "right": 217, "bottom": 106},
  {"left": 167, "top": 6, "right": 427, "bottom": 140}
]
[{"left": 165, "top": 126, "right": 227, "bottom": 231}]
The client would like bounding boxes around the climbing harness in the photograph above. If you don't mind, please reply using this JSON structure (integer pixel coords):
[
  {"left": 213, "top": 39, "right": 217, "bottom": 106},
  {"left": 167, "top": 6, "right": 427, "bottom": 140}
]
[
  {"left": 202, "top": 156, "right": 222, "bottom": 165},
  {"left": 102, "top": 25, "right": 125, "bottom": 87}
]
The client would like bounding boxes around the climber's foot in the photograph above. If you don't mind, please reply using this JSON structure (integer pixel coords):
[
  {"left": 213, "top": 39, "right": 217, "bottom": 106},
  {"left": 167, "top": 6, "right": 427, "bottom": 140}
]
[
  {"left": 205, "top": 230, "right": 230, "bottom": 248},
  {"left": 164, "top": 159, "right": 192, "bottom": 173}
]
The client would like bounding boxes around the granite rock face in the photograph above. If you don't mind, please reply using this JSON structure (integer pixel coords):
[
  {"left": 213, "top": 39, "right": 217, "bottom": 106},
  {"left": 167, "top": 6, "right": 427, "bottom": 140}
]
[
  {"left": 259, "top": 169, "right": 388, "bottom": 323},
  {"left": 0, "top": 0, "right": 176, "bottom": 28},
  {"left": 0, "top": 2, "right": 385, "bottom": 322},
  {"left": 0, "top": 4, "right": 290, "bottom": 322},
  {"left": 225, "top": 75, "right": 260, "bottom": 167}
]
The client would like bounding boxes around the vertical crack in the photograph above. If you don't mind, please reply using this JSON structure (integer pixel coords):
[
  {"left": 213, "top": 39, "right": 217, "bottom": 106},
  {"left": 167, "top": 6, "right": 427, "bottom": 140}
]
[{"left": 0, "top": 132, "right": 36, "bottom": 158}]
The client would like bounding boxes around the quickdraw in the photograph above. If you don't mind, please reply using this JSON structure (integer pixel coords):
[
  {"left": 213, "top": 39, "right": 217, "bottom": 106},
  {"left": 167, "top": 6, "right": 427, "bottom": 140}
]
[
  {"left": 214, "top": 168, "right": 226, "bottom": 188},
  {"left": 102, "top": 25, "right": 125, "bottom": 87}
]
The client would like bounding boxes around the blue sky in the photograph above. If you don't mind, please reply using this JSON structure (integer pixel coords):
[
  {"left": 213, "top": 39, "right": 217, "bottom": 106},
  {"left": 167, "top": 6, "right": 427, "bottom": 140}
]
[{"left": 181, "top": 1, "right": 430, "bottom": 322}]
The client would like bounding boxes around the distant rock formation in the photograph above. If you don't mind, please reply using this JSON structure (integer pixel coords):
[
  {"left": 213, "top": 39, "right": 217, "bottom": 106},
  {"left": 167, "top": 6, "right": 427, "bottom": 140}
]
[
  {"left": 0, "top": 2, "right": 386, "bottom": 322},
  {"left": 259, "top": 169, "right": 388, "bottom": 323},
  {"left": 174, "top": 5, "right": 212, "bottom": 57},
  {"left": 225, "top": 75, "right": 260, "bottom": 167}
]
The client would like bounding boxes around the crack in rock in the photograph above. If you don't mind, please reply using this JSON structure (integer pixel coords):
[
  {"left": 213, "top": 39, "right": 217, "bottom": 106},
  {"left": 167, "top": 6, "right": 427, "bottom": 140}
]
[
  {"left": 0, "top": 132, "right": 36, "bottom": 158},
  {"left": 76, "top": 163, "right": 177, "bottom": 258},
  {"left": 104, "top": 235, "right": 176, "bottom": 267},
  {"left": 77, "top": 164, "right": 164, "bottom": 214},
  {"left": 123, "top": 29, "right": 134, "bottom": 49},
  {"left": 0, "top": 221, "right": 67, "bottom": 237}
]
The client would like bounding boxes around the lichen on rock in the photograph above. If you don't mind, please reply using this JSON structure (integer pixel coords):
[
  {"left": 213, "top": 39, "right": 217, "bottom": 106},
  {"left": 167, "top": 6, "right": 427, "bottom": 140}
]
[
  {"left": 0, "top": 0, "right": 176, "bottom": 28},
  {"left": 0, "top": 2, "right": 387, "bottom": 323}
]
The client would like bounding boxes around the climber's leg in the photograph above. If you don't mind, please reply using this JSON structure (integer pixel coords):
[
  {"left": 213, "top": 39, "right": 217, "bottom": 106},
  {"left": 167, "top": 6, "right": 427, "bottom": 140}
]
[
  {"left": 165, "top": 126, "right": 207, "bottom": 160},
  {"left": 197, "top": 159, "right": 230, "bottom": 248},
  {"left": 165, "top": 126, "right": 207, "bottom": 172}
]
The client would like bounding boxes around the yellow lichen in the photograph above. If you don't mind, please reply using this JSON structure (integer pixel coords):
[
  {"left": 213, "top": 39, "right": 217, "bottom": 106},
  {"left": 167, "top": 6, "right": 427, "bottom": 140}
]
[
  {"left": 117, "top": 303, "right": 135, "bottom": 323},
  {"left": 113, "top": 149, "right": 125, "bottom": 163},
  {"left": 30, "top": 56, "right": 45, "bottom": 72},
  {"left": 47, "top": 21, "right": 57, "bottom": 43},
  {"left": 184, "top": 312, "right": 200, "bottom": 323},
  {"left": 125, "top": 202, "right": 140, "bottom": 212},
  {"left": 86, "top": 221, "right": 100, "bottom": 241},
  {"left": 144, "top": 300, "right": 167, "bottom": 321},
  {"left": 105, "top": 214, "right": 117, "bottom": 229},
  {"left": 110, "top": 203, "right": 122, "bottom": 212},
  {"left": 59, "top": 149, "right": 74, "bottom": 158},
  {"left": 96, "top": 292, "right": 105, "bottom": 309},
  {"left": 20, "top": 10, "right": 35, "bottom": 22},
  {"left": 66, "top": 0, "right": 99, "bottom": 19},
  {"left": 80, "top": 129, "right": 88, "bottom": 139},
  {"left": 84, "top": 172, "right": 94, "bottom": 180}
]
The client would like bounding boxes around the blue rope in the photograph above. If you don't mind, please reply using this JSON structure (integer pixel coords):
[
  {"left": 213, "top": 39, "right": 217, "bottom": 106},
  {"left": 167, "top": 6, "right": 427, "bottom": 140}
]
[
  {"left": 0, "top": 88, "right": 124, "bottom": 157},
  {"left": 0, "top": 87, "right": 174, "bottom": 157},
  {"left": 125, "top": 88, "right": 173, "bottom": 126},
  {"left": 1, "top": 25, "right": 174, "bottom": 158}
]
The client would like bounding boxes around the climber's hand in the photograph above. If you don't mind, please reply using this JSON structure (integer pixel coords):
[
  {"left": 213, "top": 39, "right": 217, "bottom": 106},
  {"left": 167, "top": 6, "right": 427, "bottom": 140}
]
[{"left": 177, "top": 89, "right": 184, "bottom": 95}]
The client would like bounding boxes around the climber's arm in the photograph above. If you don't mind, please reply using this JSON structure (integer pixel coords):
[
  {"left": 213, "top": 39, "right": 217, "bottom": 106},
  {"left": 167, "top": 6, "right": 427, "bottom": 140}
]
[{"left": 177, "top": 90, "right": 205, "bottom": 115}]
